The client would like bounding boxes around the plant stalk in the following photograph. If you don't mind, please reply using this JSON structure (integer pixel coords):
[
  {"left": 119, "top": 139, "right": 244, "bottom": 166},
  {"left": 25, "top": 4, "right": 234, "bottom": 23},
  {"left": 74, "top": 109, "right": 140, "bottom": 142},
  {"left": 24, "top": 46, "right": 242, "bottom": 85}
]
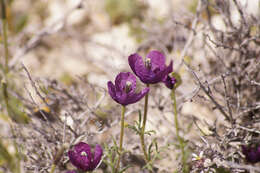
[
  {"left": 1, "top": 0, "right": 10, "bottom": 118},
  {"left": 1, "top": 0, "right": 9, "bottom": 73},
  {"left": 171, "top": 89, "right": 188, "bottom": 172},
  {"left": 115, "top": 105, "right": 126, "bottom": 172},
  {"left": 140, "top": 84, "right": 149, "bottom": 162}
]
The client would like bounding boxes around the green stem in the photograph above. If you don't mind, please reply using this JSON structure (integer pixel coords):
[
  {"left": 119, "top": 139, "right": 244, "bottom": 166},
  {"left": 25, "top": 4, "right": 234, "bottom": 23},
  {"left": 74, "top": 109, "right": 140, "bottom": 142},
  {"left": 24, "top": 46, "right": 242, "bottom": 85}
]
[
  {"left": 1, "top": 0, "right": 9, "bottom": 73},
  {"left": 140, "top": 84, "right": 149, "bottom": 162},
  {"left": 1, "top": 0, "right": 10, "bottom": 119},
  {"left": 171, "top": 90, "right": 187, "bottom": 172},
  {"left": 49, "top": 164, "right": 56, "bottom": 173},
  {"left": 115, "top": 105, "right": 126, "bottom": 172}
]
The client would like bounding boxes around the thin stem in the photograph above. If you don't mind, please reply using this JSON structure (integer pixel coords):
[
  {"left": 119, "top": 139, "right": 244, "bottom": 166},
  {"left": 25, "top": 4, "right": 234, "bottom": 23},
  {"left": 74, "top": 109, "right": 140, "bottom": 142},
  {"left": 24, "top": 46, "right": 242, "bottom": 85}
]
[
  {"left": 140, "top": 84, "right": 149, "bottom": 162},
  {"left": 2, "top": 80, "right": 10, "bottom": 115},
  {"left": 1, "top": 0, "right": 9, "bottom": 73},
  {"left": 171, "top": 90, "right": 180, "bottom": 138},
  {"left": 115, "top": 105, "right": 126, "bottom": 172},
  {"left": 1, "top": 0, "right": 10, "bottom": 119},
  {"left": 171, "top": 89, "right": 188, "bottom": 172},
  {"left": 49, "top": 164, "right": 56, "bottom": 173}
]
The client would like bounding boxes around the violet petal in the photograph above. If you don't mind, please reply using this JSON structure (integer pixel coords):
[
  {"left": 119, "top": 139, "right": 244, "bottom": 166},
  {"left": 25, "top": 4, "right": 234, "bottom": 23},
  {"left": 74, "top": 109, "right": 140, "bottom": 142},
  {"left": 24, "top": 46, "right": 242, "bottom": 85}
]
[
  {"left": 92, "top": 144, "right": 103, "bottom": 169},
  {"left": 127, "top": 87, "right": 150, "bottom": 104},
  {"left": 128, "top": 53, "right": 146, "bottom": 77},
  {"left": 115, "top": 72, "right": 136, "bottom": 94},
  {"left": 147, "top": 50, "right": 166, "bottom": 71}
]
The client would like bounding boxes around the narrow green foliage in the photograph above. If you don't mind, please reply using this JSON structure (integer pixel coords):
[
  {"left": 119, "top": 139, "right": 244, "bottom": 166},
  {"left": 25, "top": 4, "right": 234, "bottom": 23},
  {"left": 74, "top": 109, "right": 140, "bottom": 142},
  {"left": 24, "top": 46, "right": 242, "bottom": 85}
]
[
  {"left": 144, "top": 130, "right": 156, "bottom": 136},
  {"left": 118, "top": 165, "right": 131, "bottom": 173},
  {"left": 143, "top": 140, "right": 170, "bottom": 172},
  {"left": 126, "top": 110, "right": 142, "bottom": 135},
  {"left": 103, "top": 138, "right": 130, "bottom": 173},
  {"left": 0, "top": 140, "right": 21, "bottom": 173},
  {"left": 148, "top": 138, "right": 158, "bottom": 161},
  {"left": 1, "top": 80, "right": 30, "bottom": 123}
]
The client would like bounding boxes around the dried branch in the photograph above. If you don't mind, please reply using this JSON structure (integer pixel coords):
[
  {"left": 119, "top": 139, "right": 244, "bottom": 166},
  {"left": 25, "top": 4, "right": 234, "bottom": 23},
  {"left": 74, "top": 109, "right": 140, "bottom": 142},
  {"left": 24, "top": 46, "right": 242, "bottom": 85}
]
[{"left": 183, "top": 61, "right": 232, "bottom": 123}]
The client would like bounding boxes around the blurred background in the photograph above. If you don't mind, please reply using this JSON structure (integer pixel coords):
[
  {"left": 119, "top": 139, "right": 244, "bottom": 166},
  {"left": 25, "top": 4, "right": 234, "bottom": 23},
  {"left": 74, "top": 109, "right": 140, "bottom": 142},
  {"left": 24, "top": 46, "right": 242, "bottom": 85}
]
[{"left": 0, "top": 0, "right": 260, "bottom": 172}]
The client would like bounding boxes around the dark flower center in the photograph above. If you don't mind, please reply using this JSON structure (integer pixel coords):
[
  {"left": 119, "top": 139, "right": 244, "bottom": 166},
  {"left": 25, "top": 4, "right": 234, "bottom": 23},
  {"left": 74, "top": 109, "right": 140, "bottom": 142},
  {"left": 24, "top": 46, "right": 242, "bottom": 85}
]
[
  {"left": 124, "top": 81, "right": 132, "bottom": 93},
  {"left": 80, "top": 151, "right": 88, "bottom": 157},
  {"left": 145, "top": 58, "right": 151, "bottom": 69}
]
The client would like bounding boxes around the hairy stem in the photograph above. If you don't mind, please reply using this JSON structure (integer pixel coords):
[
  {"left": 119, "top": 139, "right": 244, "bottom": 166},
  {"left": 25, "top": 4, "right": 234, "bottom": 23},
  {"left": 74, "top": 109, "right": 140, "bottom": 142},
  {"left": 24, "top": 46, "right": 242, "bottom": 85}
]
[
  {"left": 140, "top": 84, "right": 149, "bottom": 162},
  {"left": 116, "top": 105, "right": 126, "bottom": 172}
]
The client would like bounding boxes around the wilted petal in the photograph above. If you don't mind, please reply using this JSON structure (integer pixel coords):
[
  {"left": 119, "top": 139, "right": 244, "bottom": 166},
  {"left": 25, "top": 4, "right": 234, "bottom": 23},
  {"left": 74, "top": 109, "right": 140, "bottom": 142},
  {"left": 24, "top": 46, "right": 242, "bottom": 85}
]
[{"left": 92, "top": 144, "right": 103, "bottom": 169}]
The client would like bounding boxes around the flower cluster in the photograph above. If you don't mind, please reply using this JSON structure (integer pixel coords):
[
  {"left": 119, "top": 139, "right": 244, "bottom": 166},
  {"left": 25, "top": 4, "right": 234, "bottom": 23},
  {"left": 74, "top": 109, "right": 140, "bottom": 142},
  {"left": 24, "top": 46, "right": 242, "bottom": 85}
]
[
  {"left": 108, "top": 50, "right": 174, "bottom": 106},
  {"left": 66, "top": 50, "right": 177, "bottom": 172}
]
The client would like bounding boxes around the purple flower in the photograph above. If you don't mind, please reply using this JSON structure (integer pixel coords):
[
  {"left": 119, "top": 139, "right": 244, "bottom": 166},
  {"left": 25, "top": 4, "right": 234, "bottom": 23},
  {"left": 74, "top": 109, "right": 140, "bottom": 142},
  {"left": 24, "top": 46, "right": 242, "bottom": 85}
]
[
  {"left": 107, "top": 72, "right": 149, "bottom": 106},
  {"left": 242, "top": 145, "right": 260, "bottom": 163},
  {"left": 128, "top": 50, "right": 173, "bottom": 84},
  {"left": 163, "top": 74, "right": 177, "bottom": 89},
  {"left": 68, "top": 142, "right": 103, "bottom": 171}
]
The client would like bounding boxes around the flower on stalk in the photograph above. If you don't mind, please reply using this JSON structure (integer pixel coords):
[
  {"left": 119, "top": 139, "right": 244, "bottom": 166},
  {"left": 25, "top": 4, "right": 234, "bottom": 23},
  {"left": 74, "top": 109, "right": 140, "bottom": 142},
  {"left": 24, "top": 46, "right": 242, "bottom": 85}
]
[
  {"left": 128, "top": 50, "right": 172, "bottom": 84},
  {"left": 163, "top": 73, "right": 177, "bottom": 89},
  {"left": 107, "top": 72, "right": 149, "bottom": 106},
  {"left": 163, "top": 71, "right": 182, "bottom": 90},
  {"left": 242, "top": 145, "right": 260, "bottom": 163},
  {"left": 68, "top": 142, "right": 103, "bottom": 171}
]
